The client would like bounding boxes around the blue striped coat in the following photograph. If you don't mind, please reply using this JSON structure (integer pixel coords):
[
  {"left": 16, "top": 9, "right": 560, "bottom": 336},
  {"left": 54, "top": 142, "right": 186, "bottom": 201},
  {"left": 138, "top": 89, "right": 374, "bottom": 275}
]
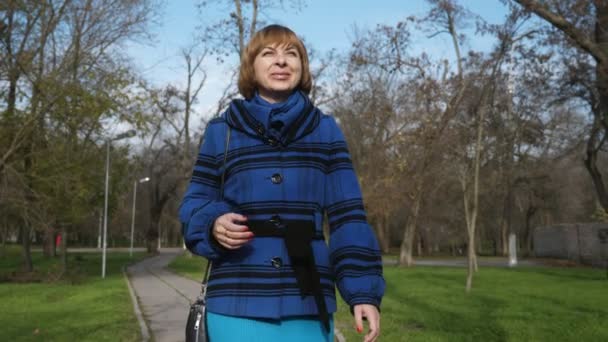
[{"left": 179, "top": 94, "right": 385, "bottom": 320}]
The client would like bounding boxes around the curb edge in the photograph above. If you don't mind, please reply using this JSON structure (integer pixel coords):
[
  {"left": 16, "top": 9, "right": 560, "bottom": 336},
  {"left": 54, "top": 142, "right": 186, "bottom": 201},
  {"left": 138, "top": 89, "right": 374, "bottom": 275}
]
[{"left": 123, "top": 265, "right": 152, "bottom": 342}]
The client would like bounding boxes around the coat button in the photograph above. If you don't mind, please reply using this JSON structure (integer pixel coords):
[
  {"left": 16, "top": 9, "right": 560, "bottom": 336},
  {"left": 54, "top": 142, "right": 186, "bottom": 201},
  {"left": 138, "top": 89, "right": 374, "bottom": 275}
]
[
  {"left": 269, "top": 215, "right": 282, "bottom": 226},
  {"left": 271, "top": 257, "right": 282, "bottom": 269},
  {"left": 271, "top": 173, "right": 283, "bottom": 184}
]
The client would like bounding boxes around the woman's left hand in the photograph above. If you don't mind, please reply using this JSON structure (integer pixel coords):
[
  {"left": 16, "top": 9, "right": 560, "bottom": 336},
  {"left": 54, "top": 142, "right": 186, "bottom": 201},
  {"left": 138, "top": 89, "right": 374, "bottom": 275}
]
[{"left": 353, "top": 304, "right": 380, "bottom": 342}]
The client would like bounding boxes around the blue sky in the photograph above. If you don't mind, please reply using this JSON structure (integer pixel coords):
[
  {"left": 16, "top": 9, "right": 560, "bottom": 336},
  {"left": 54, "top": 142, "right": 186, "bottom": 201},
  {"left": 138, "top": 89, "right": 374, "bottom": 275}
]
[{"left": 126, "top": 0, "right": 510, "bottom": 117}]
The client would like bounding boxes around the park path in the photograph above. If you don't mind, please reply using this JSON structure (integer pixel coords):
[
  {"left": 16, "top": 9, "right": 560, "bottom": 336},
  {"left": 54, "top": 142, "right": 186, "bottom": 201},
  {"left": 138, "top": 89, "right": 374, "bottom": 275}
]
[
  {"left": 126, "top": 249, "right": 347, "bottom": 342},
  {"left": 126, "top": 248, "right": 201, "bottom": 342}
]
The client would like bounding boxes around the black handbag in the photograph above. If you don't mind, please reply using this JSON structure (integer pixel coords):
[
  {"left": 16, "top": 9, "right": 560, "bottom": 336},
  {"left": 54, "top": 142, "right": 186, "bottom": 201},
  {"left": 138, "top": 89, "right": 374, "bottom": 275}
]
[
  {"left": 185, "top": 261, "right": 211, "bottom": 342},
  {"left": 185, "top": 272, "right": 209, "bottom": 342},
  {"left": 185, "top": 125, "right": 231, "bottom": 342}
]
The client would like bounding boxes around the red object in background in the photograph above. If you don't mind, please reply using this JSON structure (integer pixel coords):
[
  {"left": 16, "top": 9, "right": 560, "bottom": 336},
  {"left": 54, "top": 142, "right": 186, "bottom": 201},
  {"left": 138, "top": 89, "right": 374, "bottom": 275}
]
[{"left": 55, "top": 234, "right": 62, "bottom": 248}]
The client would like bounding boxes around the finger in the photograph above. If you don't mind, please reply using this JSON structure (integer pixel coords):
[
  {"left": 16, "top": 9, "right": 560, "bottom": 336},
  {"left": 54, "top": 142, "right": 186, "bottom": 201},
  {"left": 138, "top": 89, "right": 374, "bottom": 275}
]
[
  {"left": 216, "top": 234, "right": 249, "bottom": 249},
  {"left": 212, "top": 224, "right": 225, "bottom": 240},
  {"left": 225, "top": 230, "right": 254, "bottom": 240},
  {"left": 364, "top": 308, "right": 380, "bottom": 342},
  {"left": 353, "top": 306, "right": 364, "bottom": 335},
  {"left": 222, "top": 219, "right": 249, "bottom": 232},
  {"left": 365, "top": 315, "right": 379, "bottom": 342},
  {"left": 216, "top": 213, "right": 247, "bottom": 229},
  {"left": 224, "top": 212, "right": 248, "bottom": 224}
]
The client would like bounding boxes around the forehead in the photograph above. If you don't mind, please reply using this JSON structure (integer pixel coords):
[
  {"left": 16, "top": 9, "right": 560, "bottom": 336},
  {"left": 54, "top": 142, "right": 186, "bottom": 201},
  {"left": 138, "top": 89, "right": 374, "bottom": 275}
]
[{"left": 254, "top": 30, "right": 302, "bottom": 52}]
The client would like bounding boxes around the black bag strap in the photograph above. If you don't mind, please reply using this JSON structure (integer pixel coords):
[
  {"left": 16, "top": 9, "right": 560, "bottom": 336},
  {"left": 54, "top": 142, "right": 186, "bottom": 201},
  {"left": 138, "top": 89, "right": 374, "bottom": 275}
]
[{"left": 200, "top": 123, "right": 231, "bottom": 295}]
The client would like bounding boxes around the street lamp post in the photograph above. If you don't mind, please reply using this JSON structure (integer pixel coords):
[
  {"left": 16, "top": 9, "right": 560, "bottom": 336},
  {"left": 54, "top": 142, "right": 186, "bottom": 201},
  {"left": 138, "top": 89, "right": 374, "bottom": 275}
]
[
  {"left": 130, "top": 177, "right": 150, "bottom": 257},
  {"left": 102, "top": 129, "right": 136, "bottom": 279}
]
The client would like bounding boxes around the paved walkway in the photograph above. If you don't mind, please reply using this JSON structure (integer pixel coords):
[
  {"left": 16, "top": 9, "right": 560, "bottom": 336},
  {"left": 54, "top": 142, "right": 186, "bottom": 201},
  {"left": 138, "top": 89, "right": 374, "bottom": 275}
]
[
  {"left": 127, "top": 248, "right": 201, "bottom": 342},
  {"left": 126, "top": 249, "right": 346, "bottom": 342}
]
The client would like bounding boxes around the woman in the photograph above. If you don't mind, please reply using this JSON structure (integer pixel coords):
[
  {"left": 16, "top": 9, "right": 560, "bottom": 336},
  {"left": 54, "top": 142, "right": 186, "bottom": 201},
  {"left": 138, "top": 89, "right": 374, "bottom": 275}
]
[{"left": 180, "top": 24, "right": 384, "bottom": 342}]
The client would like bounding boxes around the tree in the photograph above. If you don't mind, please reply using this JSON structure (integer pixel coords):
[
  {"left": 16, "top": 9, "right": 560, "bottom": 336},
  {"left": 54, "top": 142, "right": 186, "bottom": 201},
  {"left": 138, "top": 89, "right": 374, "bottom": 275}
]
[
  {"left": 397, "top": 0, "right": 471, "bottom": 267},
  {"left": 0, "top": 0, "right": 158, "bottom": 273},
  {"left": 330, "top": 63, "right": 405, "bottom": 253},
  {"left": 512, "top": 0, "right": 608, "bottom": 215},
  {"left": 198, "top": 0, "right": 305, "bottom": 58}
]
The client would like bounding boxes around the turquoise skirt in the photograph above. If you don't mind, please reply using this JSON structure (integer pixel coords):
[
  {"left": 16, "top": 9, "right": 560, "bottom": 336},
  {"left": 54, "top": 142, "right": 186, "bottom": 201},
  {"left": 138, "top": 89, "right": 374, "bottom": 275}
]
[{"left": 207, "top": 312, "right": 334, "bottom": 342}]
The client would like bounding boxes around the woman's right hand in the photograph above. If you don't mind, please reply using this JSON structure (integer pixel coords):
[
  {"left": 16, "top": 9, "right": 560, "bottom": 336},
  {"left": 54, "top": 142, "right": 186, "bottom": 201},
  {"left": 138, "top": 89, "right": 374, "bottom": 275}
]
[{"left": 212, "top": 213, "right": 253, "bottom": 250}]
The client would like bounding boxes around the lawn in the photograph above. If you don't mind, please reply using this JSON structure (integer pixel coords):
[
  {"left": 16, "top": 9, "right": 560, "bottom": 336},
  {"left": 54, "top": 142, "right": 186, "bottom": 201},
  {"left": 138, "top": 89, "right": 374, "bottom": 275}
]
[
  {"left": 169, "top": 253, "right": 608, "bottom": 342},
  {"left": 0, "top": 245, "right": 149, "bottom": 341}
]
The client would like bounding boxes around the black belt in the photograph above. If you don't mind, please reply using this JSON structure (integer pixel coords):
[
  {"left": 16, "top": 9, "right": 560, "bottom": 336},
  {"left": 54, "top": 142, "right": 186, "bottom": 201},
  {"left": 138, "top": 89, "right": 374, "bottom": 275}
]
[{"left": 247, "top": 218, "right": 330, "bottom": 332}]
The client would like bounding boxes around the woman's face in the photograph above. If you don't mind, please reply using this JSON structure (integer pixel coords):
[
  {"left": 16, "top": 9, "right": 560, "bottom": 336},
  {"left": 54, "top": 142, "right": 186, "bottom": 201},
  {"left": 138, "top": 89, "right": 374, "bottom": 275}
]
[{"left": 253, "top": 43, "right": 302, "bottom": 102}]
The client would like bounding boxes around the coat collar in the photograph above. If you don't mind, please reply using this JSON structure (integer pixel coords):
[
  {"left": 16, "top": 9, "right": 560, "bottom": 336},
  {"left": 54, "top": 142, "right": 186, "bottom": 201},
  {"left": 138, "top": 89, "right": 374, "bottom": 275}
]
[{"left": 225, "top": 92, "right": 320, "bottom": 147}]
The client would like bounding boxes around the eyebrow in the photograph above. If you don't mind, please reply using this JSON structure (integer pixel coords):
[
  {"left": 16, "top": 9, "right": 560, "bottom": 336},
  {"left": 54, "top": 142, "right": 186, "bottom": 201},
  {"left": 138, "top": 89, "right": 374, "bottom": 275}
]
[{"left": 262, "top": 44, "right": 297, "bottom": 51}]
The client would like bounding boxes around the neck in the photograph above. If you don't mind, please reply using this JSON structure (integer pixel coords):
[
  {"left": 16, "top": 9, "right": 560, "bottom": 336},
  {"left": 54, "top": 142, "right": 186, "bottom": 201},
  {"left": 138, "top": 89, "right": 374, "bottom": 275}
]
[{"left": 257, "top": 90, "right": 291, "bottom": 104}]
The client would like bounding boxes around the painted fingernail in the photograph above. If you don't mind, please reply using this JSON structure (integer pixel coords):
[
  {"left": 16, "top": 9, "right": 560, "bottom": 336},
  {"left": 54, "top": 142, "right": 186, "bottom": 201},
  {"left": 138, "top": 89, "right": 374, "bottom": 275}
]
[{"left": 356, "top": 326, "right": 363, "bottom": 333}]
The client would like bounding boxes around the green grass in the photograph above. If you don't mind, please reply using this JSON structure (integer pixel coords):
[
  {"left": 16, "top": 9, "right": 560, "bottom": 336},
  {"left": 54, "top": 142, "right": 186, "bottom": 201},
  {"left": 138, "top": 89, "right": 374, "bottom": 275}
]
[
  {"left": 0, "top": 245, "right": 150, "bottom": 341},
  {"left": 169, "top": 253, "right": 608, "bottom": 342},
  {"left": 167, "top": 251, "right": 209, "bottom": 281}
]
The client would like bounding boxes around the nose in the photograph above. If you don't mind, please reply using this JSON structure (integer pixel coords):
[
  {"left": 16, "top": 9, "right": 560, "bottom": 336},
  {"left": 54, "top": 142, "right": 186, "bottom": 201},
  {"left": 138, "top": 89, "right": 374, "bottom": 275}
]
[{"left": 275, "top": 52, "right": 287, "bottom": 66}]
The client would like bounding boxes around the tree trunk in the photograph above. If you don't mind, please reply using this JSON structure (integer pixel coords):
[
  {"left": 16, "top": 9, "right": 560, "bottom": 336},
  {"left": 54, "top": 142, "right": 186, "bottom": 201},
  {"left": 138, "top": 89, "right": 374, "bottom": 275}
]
[
  {"left": 375, "top": 214, "right": 390, "bottom": 253},
  {"left": 526, "top": 226, "right": 534, "bottom": 257},
  {"left": 584, "top": 112, "right": 608, "bottom": 212},
  {"left": 501, "top": 220, "right": 508, "bottom": 257},
  {"left": 399, "top": 222, "right": 416, "bottom": 267},
  {"left": 20, "top": 225, "right": 33, "bottom": 272},
  {"left": 464, "top": 87, "right": 487, "bottom": 290},
  {"left": 500, "top": 186, "right": 513, "bottom": 256},
  {"left": 43, "top": 225, "right": 56, "bottom": 257},
  {"left": 522, "top": 205, "right": 536, "bottom": 257},
  {"left": 61, "top": 226, "right": 68, "bottom": 275},
  {"left": 399, "top": 191, "right": 422, "bottom": 266},
  {"left": 589, "top": 4, "right": 608, "bottom": 213},
  {"left": 147, "top": 209, "right": 161, "bottom": 253},
  {"left": 475, "top": 223, "right": 483, "bottom": 255},
  {"left": 465, "top": 234, "right": 476, "bottom": 293},
  {"left": 21, "top": 149, "right": 36, "bottom": 272}
]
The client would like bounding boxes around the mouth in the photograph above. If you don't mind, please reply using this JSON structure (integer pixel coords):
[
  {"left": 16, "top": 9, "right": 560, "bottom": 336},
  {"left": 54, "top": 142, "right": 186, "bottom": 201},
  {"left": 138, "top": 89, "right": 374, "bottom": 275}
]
[{"left": 270, "top": 73, "right": 291, "bottom": 80}]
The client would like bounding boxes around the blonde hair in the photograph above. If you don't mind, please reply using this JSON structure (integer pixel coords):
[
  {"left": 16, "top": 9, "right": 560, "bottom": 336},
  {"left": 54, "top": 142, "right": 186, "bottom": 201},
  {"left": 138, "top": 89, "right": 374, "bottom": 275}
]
[{"left": 238, "top": 25, "right": 312, "bottom": 99}]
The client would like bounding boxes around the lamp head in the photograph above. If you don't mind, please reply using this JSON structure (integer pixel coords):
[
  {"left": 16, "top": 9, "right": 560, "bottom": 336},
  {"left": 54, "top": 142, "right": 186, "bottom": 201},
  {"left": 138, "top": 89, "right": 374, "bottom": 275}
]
[{"left": 112, "top": 129, "right": 137, "bottom": 141}]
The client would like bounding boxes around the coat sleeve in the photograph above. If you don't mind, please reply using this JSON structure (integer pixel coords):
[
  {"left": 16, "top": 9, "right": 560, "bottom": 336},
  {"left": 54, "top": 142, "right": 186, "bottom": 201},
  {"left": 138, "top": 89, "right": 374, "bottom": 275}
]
[
  {"left": 324, "top": 116, "right": 385, "bottom": 311},
  {"left": 179, "top": 121, "right": 232, "bottom": 260}
]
